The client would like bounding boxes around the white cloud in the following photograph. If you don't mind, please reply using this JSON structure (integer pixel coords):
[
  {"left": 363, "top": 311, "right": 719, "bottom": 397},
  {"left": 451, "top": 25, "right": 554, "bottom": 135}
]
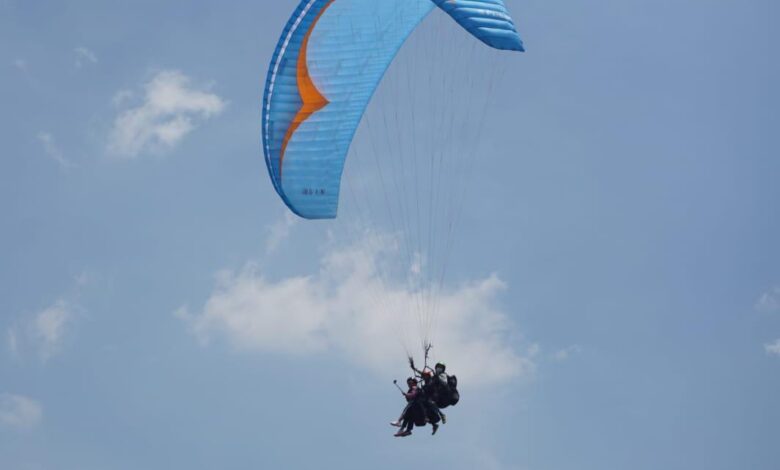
[
  {"left": 35, "top": 301, "right": 71, "bottom": 352},
  {"left": 179, "top": 235, "right": 534, "bottom": 388},
  {"left": 9, "top": 300, "right": 76, "bottom": 361},
  {"left": 37, "top": 132, "right": 72, "bottom": 169},
  {"left": 108, "top": 70, "right": 226, "bottom": 158},
  {"left": 74, "top": 47, "right": 97, "bottom": 68},
  {"left": 6, "top": 274, "right": 87, "bottom": 361},
  {"left": 553, "top": 344, "right": 582, "bottom": 362},
  {"left": 765, "top": 339, "right": 780, "bottom": 357},
  {"left": 265, "top": 212, "right": 298, "bottom": 254},
  {"left": 0, "top": 394, "right": 42, "bottom": 430},
  {"left": 756, "top": 286, "right": 780, "bottom": 313}
]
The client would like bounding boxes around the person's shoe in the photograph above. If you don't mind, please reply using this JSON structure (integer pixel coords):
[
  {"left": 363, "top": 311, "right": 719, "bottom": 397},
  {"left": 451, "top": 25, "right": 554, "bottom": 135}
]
[
  {"left": 394, "top": 430, "right": 412, "bottom": 437},
  {"left": 431, "top": 423, "right": 439, "bottom": 435},
  {"left": 390, "top": 420, "right": 402, "bottom": 427},
  {"left": 441, "top": 413, "right": 447, "bottom": 424}
]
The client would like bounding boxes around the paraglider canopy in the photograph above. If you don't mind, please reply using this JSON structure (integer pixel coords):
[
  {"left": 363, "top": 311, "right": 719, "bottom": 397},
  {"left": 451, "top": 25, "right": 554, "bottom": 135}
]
[{"left": 262, "top": 0, "right": 524, "bottom": 219}]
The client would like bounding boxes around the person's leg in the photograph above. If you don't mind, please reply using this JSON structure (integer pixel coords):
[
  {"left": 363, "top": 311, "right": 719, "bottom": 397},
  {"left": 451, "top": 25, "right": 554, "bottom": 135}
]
[
  {"left": 391, "top": 403, "right": 411, "bottom": 427},
  {"left": 394, "top": 417, "right": 413, "bottom": 436},
  {"left": 427, "top": 399, "right": 446, "bottom": 424},
  {"left": 394, "top": 403, "right": 417, "bottom": 436}
]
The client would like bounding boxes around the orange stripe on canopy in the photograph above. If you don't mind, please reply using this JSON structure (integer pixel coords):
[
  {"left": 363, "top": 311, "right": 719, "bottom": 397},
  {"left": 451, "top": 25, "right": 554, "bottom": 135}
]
[{"left": 279, "top": 0, "right": 335, "bottom": 180}]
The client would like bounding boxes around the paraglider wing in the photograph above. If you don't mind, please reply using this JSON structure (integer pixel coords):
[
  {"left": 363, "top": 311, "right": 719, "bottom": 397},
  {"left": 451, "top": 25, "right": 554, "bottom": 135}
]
[
  {"left": 262, "top": 0, "right": 524, "bottom": 219},
  {"left": 431, "top": 0, "right": 525, "bottom": 51}
]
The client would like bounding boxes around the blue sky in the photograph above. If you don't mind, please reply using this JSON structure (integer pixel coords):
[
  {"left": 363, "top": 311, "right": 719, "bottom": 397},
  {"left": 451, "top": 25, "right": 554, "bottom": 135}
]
[{"left": 1, "top": 1, "right": 779, "bottom": 469}]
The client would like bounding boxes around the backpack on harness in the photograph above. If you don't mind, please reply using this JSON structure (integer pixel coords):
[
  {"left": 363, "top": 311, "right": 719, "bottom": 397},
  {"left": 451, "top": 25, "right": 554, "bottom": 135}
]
[{"left": 446, "top": 375, "right": 460, "bottom": 406}]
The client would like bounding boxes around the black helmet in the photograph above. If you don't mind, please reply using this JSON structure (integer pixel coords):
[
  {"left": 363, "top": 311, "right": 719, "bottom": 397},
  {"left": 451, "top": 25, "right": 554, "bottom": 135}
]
[{"left": 435, "top": 362, "right": 446, "bottom": 372}]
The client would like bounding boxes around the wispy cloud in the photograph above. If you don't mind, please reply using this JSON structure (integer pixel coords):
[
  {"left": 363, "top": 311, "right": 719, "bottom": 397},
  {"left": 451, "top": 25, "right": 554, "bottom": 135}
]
[
  {"left": 5, "top": 272, "right": 92, "bottom": 361},
  {"left": 0, "top": 394, "right": 42, "bottom": 430},
  {"left": 112, "top": 89, "right": 134, "bottom": 107},
  {"left": 178, "top": 234, "right": 534, "bottom": 388},
  {"left": 37, "top": 132, "right": 72, "bottom": 169},
  {"left": 32, "top": 300, "right": 73, "bottom": 361},
  {"left": 553, "top": 344, "right": 582, "bottom": 362},
  {"left": 7, "top": 300, "right": 75, "bottom": 361},
  {"left": 265, "top": 212, "right": 298, "bottom": 254},
  {"left": 74, "top": 47, "right": 97, "bottom": 68},
  {"left": 74, "top": 270, "right": 92, "bottom": 287},
  {"left": 6, "top": 328, "right": 18, "bottom": 357},
  {"left": 108, "top": 70, "right": 226, "bottom": 158},
  {"left": 765, "top": 339, "right": 780, "bottom": 357},
  {"left": 756, "top": 286, "right": 780, "bottom": 313}
]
